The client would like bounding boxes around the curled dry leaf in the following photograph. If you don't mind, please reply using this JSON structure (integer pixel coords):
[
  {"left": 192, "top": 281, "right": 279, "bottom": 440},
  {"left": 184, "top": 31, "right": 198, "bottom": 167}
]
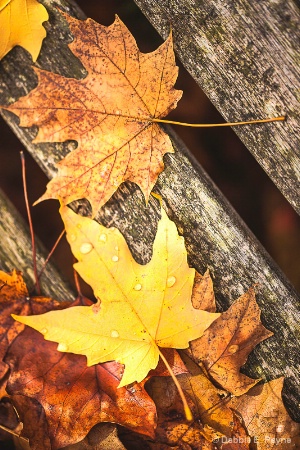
[
  {"left": 188, "top": 288, "right": 273, "bottom": 395},
  {"left": 13, "top": 205, "right": 220, "bottom": 387},
  {"left": 0, "top": 0, "right": 48, "bottom": 61},
  {"left": 229, "top": 378, "right": 300, "bottom": 450},
  {"left": 177, "top": 353, "right": 234, "bottom": 438},
  {"left": 5, "top": 12, "right": 182, "bottom": 214}
]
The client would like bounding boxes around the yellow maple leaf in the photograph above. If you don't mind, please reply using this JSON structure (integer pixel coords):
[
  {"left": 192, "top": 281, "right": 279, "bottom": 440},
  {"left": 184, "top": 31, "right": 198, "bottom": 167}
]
[
  {"left": 0, "top": 0, "right": 48, "bottom": 61},
  {"left": 13, "top": 205, "right": 220, "bottom": 387},
  {"left": 5, "top": 13, "right": 182, "bottom": 214}
]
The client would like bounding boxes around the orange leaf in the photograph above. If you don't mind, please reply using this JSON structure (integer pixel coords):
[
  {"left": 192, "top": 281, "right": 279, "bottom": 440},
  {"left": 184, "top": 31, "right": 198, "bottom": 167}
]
[
  {"left": 189, "top": 288, "right": 273, "bottom": 395},
  {"left": 0, "top": 270, "right": 68, "bottom": 383},
  {"left": 6, "top": 328, "right": 157, "bottom": 448},
  {"left": 5, "top": 12, "right": 182, "bottom": 214}
]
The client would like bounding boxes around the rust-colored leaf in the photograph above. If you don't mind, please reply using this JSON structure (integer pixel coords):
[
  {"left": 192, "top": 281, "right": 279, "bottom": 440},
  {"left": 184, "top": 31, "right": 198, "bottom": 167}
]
[
  {"left": 145, "top": 375, "right": 216, "bottom": 449},
  {"left": 0, "top": 270, "right": 68, "bottom": 383},
  {"left": 5, "top": 297, "right": 161, "bottom": 449},
  {"left": 188, "top": 288, "right": 273, "bottom": 395},
  {"left": 5, "top": 12, "right": 182, "bottom": 214},
  {"left": 229, "top": 378, "right": 300, "bottom": 449}
]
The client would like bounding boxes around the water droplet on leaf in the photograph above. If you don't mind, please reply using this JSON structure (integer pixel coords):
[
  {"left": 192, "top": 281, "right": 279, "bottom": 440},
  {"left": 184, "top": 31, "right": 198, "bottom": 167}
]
[
  {"left": 99, "top": 233, "right": 107, "bottom": 242},
  {"left": 167, "top": 276, "right": 176, "bottom": 287},
  {"left": 80, "top": 242, "right": 93, "bottom": 254},
  {"left": 228, "top": 344, "right": 239, "bottom": 354},
  {"left": 111, "top": 330, "right": 119, "bottom": 338},
  {"left": 41, "top": 328, "right": 48, "bottom": 334},
  {"left": 57, "top": 343, "right": 68, "bottom": 352},
  {"left": 112, "top": 255, "right": 119, "bottom": 262},
  {"left": 134, "top": 283, "right": 142, "bottom": 291},
  {"left": 70, "top": 234, "right": 76, "bottom": 242}
]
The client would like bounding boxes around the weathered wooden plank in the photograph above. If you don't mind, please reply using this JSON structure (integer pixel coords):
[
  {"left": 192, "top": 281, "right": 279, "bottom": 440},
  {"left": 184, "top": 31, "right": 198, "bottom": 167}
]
[
  {"left": 0, "top": 188, "right": 74, "bottom": 301},
  {"left": 0, "top": 0, "right": 299, "bottom": 422},
  {"left": 133, "top": 0, "right": 300, "bottom": 215}
]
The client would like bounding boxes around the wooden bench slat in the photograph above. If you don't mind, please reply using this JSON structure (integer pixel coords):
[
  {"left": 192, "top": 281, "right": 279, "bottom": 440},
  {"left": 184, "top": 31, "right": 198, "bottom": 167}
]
[
  {"left": 133, "top": 0, "right": 300, "bottom": 215},
  {"left": 0, "top": 188, "right": 74, "bottom": 300}
]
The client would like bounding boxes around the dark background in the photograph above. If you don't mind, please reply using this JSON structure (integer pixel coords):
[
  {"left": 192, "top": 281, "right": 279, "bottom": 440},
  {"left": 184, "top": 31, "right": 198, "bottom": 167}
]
[{"left": 0, "top": 0, "right": 299, "bottom": 292}]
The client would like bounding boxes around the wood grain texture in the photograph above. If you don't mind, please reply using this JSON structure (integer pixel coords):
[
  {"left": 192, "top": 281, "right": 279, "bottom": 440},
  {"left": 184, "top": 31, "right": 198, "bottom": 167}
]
[
  {"left": 0, "top": 189, "right": 74, "bottom": 300},
  {"left": 133, "top": 0, "right": 300, "bottom": 215},
  {"left": 0, "top": 0, "right": 299, "bottom": 422}
]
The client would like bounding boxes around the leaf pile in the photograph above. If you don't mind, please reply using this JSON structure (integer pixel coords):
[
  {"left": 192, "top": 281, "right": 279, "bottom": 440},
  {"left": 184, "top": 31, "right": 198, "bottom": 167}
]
[{"left": 3, "top": 207, "right": 299, "bottom": 449}]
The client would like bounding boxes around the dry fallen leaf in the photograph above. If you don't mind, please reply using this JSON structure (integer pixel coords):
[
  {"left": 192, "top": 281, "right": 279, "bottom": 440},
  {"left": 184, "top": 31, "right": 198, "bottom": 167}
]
[
  {"left": 139, "top": 353, "right": 248, "bottom": 449},
  {"left": 5, "top": 12, "right": 182, "bottom": 214},
  {"left": 0, "top": 0, "right": 48, "bottom": 61},
  {"left": 229, "top": 378, "right": 300, "bottom": 450},
  {"left": 177, "top": 353, "right": 234, "bottom": 438},
  {"left": 5, "top": 327, "right": 157, "bottom": 448},
  {"left": 136, "top": 374, "right": 217, "bottom": 449},
  {"left": 0, "top": 269, "right": 68, "bottom": 385},
  {"left": 188, "top": 288, "right": 273, "bottom": 395},
  {"left": 13, "top": 205, "right": 219, "bottom": 387},
  {"left": 62, "top": 423, "right": 126, "bottom": 450},
  {"left": 191, "top": 270, "right": 216, "bottom": 313}
]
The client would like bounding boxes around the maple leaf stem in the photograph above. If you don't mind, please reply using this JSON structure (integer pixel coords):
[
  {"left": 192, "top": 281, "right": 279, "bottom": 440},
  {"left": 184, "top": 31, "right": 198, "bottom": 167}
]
[
  {"left": 0, "top": 423, "right": 20, "bottom": 438},
  {"left": 73, "top": 256, "right": 82, "bottom": 296},
  {"left": 151, "top": 115, "right": 285, "bottom": 127},
  {"left": 20, "top": 151, "right": 41, "bottom": 295},
  {"left": 37, "top": 229, "right": 66, "bottom": 281},
  {"left": 157, "top": 348, "right": 193, "bottom": 422}
]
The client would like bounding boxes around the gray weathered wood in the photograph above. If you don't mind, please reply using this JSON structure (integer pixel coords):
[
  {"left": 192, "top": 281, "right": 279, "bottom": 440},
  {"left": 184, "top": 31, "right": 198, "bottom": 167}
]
[
  {"left": 0, "top": 188, "right": 74, "bottom": 300},
  {"left": 0, "top": 0, "right": 299, "bottom": 423},
  {"left": 133, "top": 0, "right": 300, "bottom": 215}
]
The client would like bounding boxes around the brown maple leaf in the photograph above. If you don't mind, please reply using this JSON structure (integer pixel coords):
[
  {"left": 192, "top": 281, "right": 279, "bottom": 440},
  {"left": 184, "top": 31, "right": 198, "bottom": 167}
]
[
  {"left": 188, "top": 287, "right": 273, "bottom": 395},
  {"left": 229, "top": 378, "right": 300, "bottom": 450},
  {"left": 4, "top": 12, "right": 182, "bottom": 214},
  {"left": 130, "top": 352, "right": 238, "bottom": 449},
  {"left": 191, "top": 270, "right": 216, "bottom": 313}
]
